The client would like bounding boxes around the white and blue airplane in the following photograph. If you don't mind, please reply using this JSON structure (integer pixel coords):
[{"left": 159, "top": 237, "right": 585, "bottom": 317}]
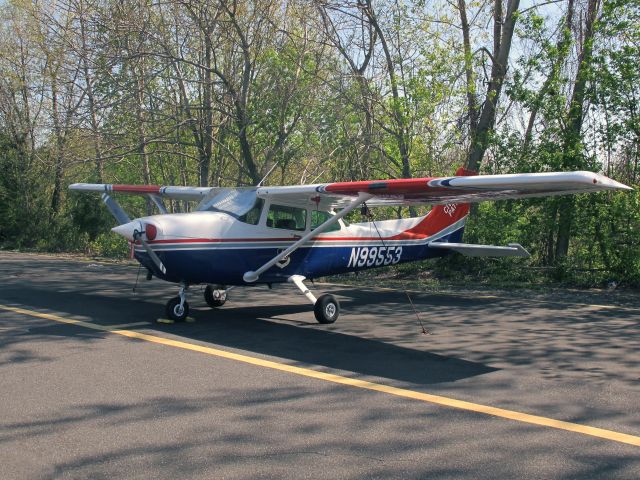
[{"left": 70, "top": 168, "right": 630, "bottom": 323}]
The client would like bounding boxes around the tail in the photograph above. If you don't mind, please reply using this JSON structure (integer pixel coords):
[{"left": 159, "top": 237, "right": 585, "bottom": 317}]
[{"left": 401, "top": 167, "right": 476, "bottom": 239}]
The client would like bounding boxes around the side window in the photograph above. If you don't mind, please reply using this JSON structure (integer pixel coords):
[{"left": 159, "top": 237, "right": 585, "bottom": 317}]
[
  {"left": 311, "top": 210, "right": 341, "bottom": 232},
  {"left": 238, "top": 198, "right": 264, "bottom": 225},
  {"left": 267, "top": 204, "right": 307, "bottom": 231}
]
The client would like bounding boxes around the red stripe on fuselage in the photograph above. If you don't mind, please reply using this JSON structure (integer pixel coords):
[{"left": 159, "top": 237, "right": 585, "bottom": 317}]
[
  {"left": 144, "top": 227, "right": 459, "bottom": 245},
  {"left": 146, "top": 237, "right": 298, "bottom": 244}
]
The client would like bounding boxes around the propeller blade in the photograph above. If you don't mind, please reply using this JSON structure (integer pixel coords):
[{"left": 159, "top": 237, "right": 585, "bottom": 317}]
[{"left": 132, "top": 228, "right": 167, "bottom": 275}]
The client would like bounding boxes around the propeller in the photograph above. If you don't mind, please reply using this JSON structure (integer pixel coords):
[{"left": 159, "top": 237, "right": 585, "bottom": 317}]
[{"left": 132, "top": 227, "right": 167, "bottom": 275}]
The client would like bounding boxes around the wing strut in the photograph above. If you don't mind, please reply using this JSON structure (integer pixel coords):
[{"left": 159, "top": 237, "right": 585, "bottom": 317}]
[
  {"left": 101, "top": 193, "right": 130, "bottom": 225},
  {"left": 243, "top": 192, "right": 373, "bottom": 283},
  {"left": 148, "top": 194, "right": 168, "bottom": 214}
]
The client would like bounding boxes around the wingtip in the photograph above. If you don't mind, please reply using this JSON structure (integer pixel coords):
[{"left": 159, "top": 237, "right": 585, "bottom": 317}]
[
  {"left": 588, "top": 173, "right": 633, "bottom": 191},
  {"left": 604, "top": 178, "right": 634, "bottom": 191}
]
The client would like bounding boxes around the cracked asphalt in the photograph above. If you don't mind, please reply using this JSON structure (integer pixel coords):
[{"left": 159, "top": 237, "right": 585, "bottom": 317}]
[{"left": 1, "top": 251, "right": 639, "bottom": 479}]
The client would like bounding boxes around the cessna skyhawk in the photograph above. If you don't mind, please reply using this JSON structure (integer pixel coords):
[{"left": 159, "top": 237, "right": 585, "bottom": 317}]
[{"left": 69, "top": 168, "right": 631, "bottom": 323}]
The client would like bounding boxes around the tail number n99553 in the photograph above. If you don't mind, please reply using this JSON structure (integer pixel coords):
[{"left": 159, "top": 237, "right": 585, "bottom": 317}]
[{"left": 347, "top": 246, "right": 402, "bottom": 268}]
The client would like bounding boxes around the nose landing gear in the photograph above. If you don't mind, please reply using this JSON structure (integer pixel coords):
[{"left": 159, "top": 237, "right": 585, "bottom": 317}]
[{"left": 165, "top": 284, "right": 189, "bottom": 322}]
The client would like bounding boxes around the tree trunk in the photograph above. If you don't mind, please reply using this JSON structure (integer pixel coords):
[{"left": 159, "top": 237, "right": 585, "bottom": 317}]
[
  {"left": 131, "top": 58, "right": 152, "bottom": 214},
  {"left": 555, "top": 197, "right": 574, "bottom": 260},
  {"left": 554, "top": 0, "right": 600, "bottom": 259},
  {"left": 50, "top": 72, "right": 64, "bottom": 216},
  {"left": 457, "top": 0, "right": 479, "bottom": 137},
  {"left": 223, "top": 4, "right": 260, "bottom": 185},
  {"left": 544, "top": 201, "right": 558, "bottom": 265},
  {"left": 466, "top": 0, "right": 521, "bottom": 172},
  {"left": 318, "top": 4, "right": 376, "bottom": 178},
  {"left": 79, "top": 0, "right": 103, "bottom": 182},
  {"left": 523, "top": 0, "right": 574, "bottom": 152},
  {"left": 200, "top": 25, "right": 213, "bottom": 187},
  {"left": 365, "top": 0, "right": 411, "bottom": 179}
]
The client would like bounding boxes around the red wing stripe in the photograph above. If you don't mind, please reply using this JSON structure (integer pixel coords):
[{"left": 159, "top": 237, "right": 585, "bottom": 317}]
[
  {"left": 324, "top": 169, "right": 478, "bottom": 196},
  {"left": 325, "top": 177, "right": 446, "bottom": 195},
  {"left": 112, "top": 184, "right": 162, "bottom": 194}
]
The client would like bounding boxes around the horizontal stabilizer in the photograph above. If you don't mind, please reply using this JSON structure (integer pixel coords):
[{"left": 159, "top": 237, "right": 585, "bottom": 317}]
[{"left": 429, "top": 242, "right": 530, "bottom": 257}]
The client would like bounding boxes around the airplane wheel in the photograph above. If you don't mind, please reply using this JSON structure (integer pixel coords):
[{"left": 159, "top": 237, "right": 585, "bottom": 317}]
[
  {"left": 204, "top": 285, "right": 226, "bottom": 308},
  {"left": 166, "top": 296, "right": 189, "bottom": 322},
  {"left": 314, "top": 294, "right": 340, "bottom": 324}
]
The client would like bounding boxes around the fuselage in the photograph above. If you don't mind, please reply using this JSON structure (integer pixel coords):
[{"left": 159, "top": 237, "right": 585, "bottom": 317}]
[{"left": 129, "top": 200, "right": 467, "bottom": 285}]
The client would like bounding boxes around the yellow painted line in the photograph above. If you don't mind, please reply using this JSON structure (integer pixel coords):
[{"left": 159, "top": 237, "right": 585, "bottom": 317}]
[
  {"left": 0, "top": 307, "right": 147, "bottom": 332},
  {"left": 107, "top": 321, "right": 151, "bottom": 329},
  {"left": 0, "top": 306, "right": 113, "bottom": 331},
  {"left": 1, "top": 303, "right": 639, "bottom": 448}
]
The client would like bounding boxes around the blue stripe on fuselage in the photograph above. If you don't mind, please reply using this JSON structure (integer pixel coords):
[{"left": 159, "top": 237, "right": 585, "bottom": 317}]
[{"left": 135, "top": 226, "right": 464, "bottom": 285}]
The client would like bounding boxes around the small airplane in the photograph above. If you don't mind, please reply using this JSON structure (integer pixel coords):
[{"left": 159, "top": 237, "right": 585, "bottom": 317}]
[{"left": 69, "top": 168, "right": 631, "bottom": 323}]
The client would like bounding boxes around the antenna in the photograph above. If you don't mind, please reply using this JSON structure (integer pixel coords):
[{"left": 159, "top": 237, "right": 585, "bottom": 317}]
[{"left": 257, "top": 161, "right": 280, "bottom": 187}]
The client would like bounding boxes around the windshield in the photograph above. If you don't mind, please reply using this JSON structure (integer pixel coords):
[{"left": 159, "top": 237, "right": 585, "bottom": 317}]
[{"left": 199, "top": 188, "right": 259, "bottom": 219}]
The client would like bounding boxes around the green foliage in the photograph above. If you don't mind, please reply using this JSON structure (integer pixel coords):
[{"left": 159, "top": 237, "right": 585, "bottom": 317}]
[
  {"left": 87, "top": 232, "right": 129, "bottom": 258},
  {"left": 0, "top": 134, "right": 49, "bottom": 249},
  {"left": 0, "top": 0, "right": 638, "bottom": 288}
]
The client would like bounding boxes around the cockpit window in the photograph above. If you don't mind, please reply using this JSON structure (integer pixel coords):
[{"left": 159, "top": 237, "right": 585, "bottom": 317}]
[
  {"left": 267, "top": 204, "right": 307, "bottom": 231},
  {"left": 238, "top": 198, "right": 264, "bottom": 225},
  {"left": 310, "top": 210, "right": 341, "bottom": 232}
]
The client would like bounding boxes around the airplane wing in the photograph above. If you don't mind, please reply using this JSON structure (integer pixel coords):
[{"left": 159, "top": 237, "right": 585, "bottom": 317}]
[
  {"left": 70, "top": 170, "right": 631, "bottom": 209},
  {"left": 257, "top": 171, "right": 632, "bottom": 208},
  {"left": 68, "top": 183, "right": 219, "bottom": 202}
]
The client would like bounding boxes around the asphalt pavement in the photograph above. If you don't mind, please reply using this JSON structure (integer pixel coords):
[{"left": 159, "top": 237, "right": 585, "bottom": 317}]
[{"left": 1, "top": 251, "right": 639, "bottom": 479}]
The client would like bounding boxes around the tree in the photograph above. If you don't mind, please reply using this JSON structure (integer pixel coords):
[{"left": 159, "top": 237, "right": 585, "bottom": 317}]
[{"left": 457, "top": 0, "right": 521, "bottom": 172}]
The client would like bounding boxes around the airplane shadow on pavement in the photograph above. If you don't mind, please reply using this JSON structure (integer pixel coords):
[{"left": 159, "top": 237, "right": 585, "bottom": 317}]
[{"left": 1, "top": 283, "right": 497, "bottom": 387}]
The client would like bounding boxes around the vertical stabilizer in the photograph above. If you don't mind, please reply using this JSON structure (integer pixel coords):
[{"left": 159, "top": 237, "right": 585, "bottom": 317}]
[{"left": 400, "top": 167, "right": 477, "bottom": 238}]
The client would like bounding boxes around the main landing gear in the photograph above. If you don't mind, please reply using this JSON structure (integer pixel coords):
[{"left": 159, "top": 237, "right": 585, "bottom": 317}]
[
  {"left": 288, "top": 275, "right": 340, "bottom": 324},
  {"left": 204, "top": 284, "right": 227, "bottom": 308}
]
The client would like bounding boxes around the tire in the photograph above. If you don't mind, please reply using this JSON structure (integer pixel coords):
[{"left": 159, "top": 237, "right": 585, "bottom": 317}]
[
  {"left": 204, "top": 285, "right": 226, "bottom": 308},
  {"left": 165, "top": 296, "right": 189, "bottom": 322},
  {"left": 314, "top": 294, "right": 340, "bottom": 324}
]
